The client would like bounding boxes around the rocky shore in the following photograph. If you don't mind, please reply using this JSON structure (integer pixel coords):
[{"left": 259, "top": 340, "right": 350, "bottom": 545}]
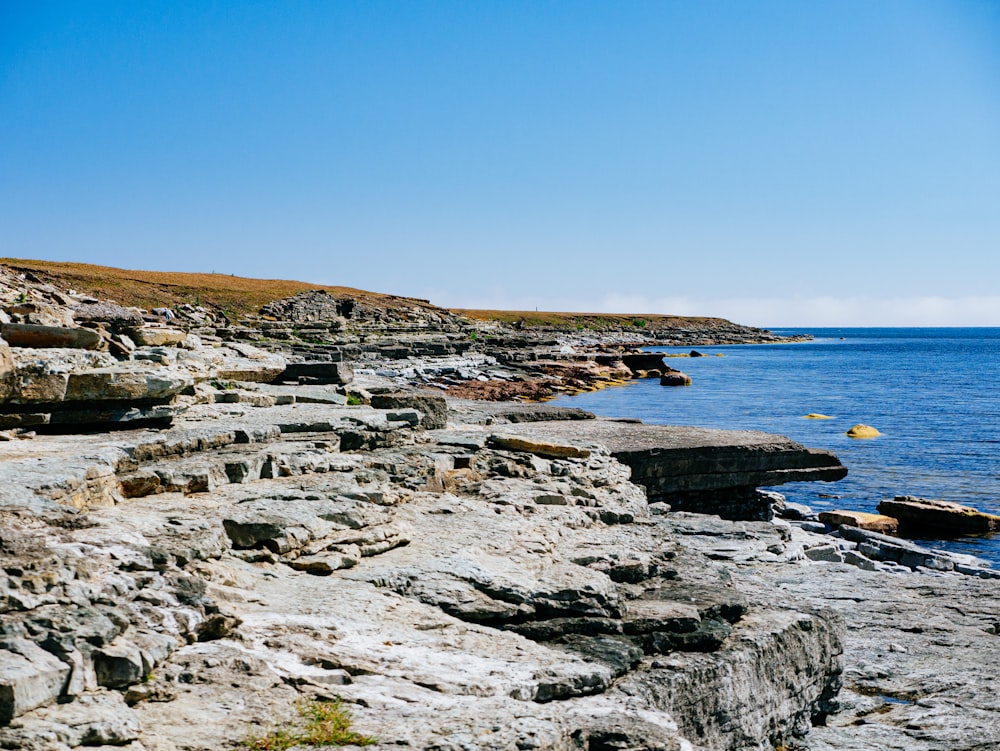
[{"left": 1, "top": 264, "right": 998, "bottom": 751}]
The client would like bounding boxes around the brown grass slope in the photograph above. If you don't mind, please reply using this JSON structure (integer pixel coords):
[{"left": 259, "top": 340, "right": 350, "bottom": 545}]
[
  {"left": 1, "top": 258, "right": 444, "bottom": 318},
  {"left": 3, "top": 259, "right": 751, "bottom": 332},
  {"left": 454, "top": 309, "right": 747, "bottom": 331}
]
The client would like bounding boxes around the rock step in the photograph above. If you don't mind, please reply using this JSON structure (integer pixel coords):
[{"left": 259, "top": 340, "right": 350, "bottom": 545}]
[
  {"left": 616, "top": 607, "right": 844, "bottom": 750},
  {"left": 495, "top": 420, "right": 848, "bottom": 521}
]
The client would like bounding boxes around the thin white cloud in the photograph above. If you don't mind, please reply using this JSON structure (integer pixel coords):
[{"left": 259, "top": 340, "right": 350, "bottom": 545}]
[{"left": 594, "top": 295, "right": 1000, "bottom": 327}]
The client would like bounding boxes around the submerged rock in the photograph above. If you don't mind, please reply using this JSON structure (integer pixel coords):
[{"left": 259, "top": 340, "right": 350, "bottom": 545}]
[{"left": 846, "top": 424, "right": 881, "bottom": 438}]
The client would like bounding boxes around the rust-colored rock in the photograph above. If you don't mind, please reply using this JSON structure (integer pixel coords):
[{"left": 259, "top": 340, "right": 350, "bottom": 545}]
[
  {"left": 877, "top": 496, "right": 1000, "bottom": 535},
  {"left": 818, "top": 510, "right": 899, "bottom": 535},
  {"left": 0, "top": 323, "right": 102, "bottom": 350},
  {"left": 488, "top": 434, "right": 592, "bottom": 460}
]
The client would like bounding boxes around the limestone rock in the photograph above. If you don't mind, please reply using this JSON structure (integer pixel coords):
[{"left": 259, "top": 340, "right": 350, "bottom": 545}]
[
  {"left": 501, "top": 420, "right": 847, "bottom": 521},
  {"left": 0, "top": 323, "right": 102, "bottom": 350},
  {"left": 0, "top": 639, "right": 71, "bottom": 724},
  {"left": 64, "top": 366, "right": 193, "bottom": 402},
  {"left": 278, "top": 361, "right": 354, "bottom": 385},
  {"left": 877, "top": 495, "right": 1000, "bottom": 535},
  {"left": 129, "top": 326, "right": 187, "bottom": 346},
  {"left": 0, "top": 336, "right": 13, "bottom": 402},
  {"left": 621, "top": 353, "right": 667, "bottom": 375},
  {"left": 370, "top": 391, "right": 447, "bottom": 429},
  {"left": 818, "top": 510, "right": 899, "bottom": 535},
  {"left": 488, "top": 434, "right": 592, "bottom": 460}
]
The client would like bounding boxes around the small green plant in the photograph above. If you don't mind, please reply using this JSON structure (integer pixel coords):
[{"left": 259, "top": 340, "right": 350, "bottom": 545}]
[
  {"left": 15, "top": 291, "right": 27, "bottom": 304},
  {"left": 468, "top": 331, "right": 479, "bottom": 340},
  {"left": 211, "top": 379, "right": 238, "bottom": 390},
  {"left": 346, "top": 394, "right": 363, "bottom": 406},
  {"left": 632, "top": 318, "right": 647, "bottom": 328},
  {"left": 241, "top": 699, "right": 374, "bottom": 750}
]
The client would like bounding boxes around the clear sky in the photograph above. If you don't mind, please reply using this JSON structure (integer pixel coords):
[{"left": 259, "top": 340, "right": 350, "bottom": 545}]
[{"left": 2, "top": 1, "right": 999, "bottom": 326}]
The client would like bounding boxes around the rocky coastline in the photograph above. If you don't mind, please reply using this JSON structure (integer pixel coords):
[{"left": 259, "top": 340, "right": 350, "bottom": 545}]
[{"left": 1, "top": 264, "right": 998, "bottom": 751}]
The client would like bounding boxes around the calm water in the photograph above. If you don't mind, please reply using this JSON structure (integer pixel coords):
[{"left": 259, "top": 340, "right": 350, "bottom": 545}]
[{"left": 551, "top": 328, "right": 1000, "bottom": 565}]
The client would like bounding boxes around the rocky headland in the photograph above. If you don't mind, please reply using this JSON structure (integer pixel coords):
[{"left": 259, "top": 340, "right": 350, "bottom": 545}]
[{"left": 1, "top": 262, "right": 998, "bottom": 751}]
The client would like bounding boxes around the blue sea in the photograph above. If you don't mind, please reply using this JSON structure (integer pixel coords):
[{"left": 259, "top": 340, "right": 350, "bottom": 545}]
[{"left": 551, "top": 328, "right": 1000, "bottom": 566}]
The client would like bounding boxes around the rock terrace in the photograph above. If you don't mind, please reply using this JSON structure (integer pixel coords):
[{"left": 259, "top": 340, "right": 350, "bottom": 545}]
[{"left": 0, "top": 263, "right": 996, "bottom": 751}]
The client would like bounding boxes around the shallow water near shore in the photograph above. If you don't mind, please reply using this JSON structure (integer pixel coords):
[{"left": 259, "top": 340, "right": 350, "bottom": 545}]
[{"left": 551, "top": 327, "right": 1000, "bottom": 566}]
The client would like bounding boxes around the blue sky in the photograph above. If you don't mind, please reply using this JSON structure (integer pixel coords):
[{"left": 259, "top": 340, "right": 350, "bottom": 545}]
[{"left": 2, "top": 1, "right": 999, "bottom": 325}]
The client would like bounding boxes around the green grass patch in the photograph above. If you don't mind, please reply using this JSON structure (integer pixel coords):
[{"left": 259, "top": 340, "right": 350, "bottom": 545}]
[{"left": 241, "top": 699, "right": 374, "bottom": 750}]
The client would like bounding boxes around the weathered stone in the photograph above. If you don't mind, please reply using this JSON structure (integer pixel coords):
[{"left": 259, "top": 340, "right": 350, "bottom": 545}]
[
  {"left": 818, "top": 510, "right": 899, "bottom": 535},
  {"left": 659, "top": 369, "right": 692, "bottom": 386},
  {"left": 129, "top": 326, "right": 187, "bottom": 346},
  {"left": 278, "top": 361, "right": 354, "bottom": 385},
  {"left": 93, "top": 639, "right": 144, "bottom": 688},
  {"left": 804, "top": 543, "right": 845, "bottom": 563},
  {"left": 0, "top": 639, "right": 70, "bottom": 724},
  {"left": 370, "top": 391, "right": 447, "bottom": 429},
  {"left": 621, "top": 353, "right": 666, "bottom": 375},
  {"left": 0, "top": 337, "right": 13, "bottom": 402},
  {"left": 877, "top": 495, "right": 1000, "bottom": 535},
  {"left": 0, "top": 323, "right": 102, "bottom": 350},
  {"left": 488, "top": 434, "right": 592, "bottom": 460},
  {"left": 500, "top": 420, "right": 847, "bottom": 521},
  {"left": 64, "top": 366, "right": 193, "bottom": 402},
  {"left": 837, "top": 526, "right": 956, "bottom": 572}
]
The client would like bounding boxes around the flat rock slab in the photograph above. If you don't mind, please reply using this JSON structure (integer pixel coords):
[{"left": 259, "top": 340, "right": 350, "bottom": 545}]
[
  {"left": 877, "top": 495, "right": 1000, "bottom": 535},
  {"left": 501, "top": 419, "right": 847, "bottom": 518},
  {"left": 446, "top": 398, "right": 596, "bottom": 425},
  {"left": 0, "top": 323, "right": 102, "bottom": 350},
  {"left": 819, "top": 510, "right": 899, "bottom": 535}
]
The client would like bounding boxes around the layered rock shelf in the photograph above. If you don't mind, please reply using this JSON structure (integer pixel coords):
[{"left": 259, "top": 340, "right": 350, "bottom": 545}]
[{"left": 0, "top": 263, "right": 997, "bottom": 751}]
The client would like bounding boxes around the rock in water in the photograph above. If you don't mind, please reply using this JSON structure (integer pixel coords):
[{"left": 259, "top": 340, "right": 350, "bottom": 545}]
[
  {"left": 846, "top": 424, "right": 880, "bottom": 438},
  {"left": 877, "top": 495, "right": 1000, "bottom": 535},
  {"left": 659, "top": 368, "right": 692, "bottom": 386}
]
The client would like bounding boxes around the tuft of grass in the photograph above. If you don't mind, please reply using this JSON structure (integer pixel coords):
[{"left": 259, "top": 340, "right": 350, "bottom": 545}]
[
  {"left": 346, "top": 394, "right": 363, "bottom": 406},
  {"left": 241, "top": 699, "right": 374, "bottom": 750}
]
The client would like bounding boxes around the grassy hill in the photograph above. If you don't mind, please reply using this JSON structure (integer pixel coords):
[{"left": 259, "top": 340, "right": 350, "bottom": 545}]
[
  {"left": 2, "top": 258, "right": 747, "bottom": 332},
  {"left": 1, "top": 258, "right": 442, "bottom": 318}
]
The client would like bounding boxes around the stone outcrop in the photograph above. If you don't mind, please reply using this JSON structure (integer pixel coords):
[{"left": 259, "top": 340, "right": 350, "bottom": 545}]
[
  {"left": 1, "top": 262, "right": 994, "bottom": 751},
  {"left": 498, "top": 420, "right": 848, "bottom": 521},
  {"left": 0, "top": 382, "right": 854, "bottom": 750}
]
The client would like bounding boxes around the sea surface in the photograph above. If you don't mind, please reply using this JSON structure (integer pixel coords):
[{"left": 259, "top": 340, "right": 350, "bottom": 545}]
[{"left": 551, "top": 328, "right": 1000, "bottom": 566}]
